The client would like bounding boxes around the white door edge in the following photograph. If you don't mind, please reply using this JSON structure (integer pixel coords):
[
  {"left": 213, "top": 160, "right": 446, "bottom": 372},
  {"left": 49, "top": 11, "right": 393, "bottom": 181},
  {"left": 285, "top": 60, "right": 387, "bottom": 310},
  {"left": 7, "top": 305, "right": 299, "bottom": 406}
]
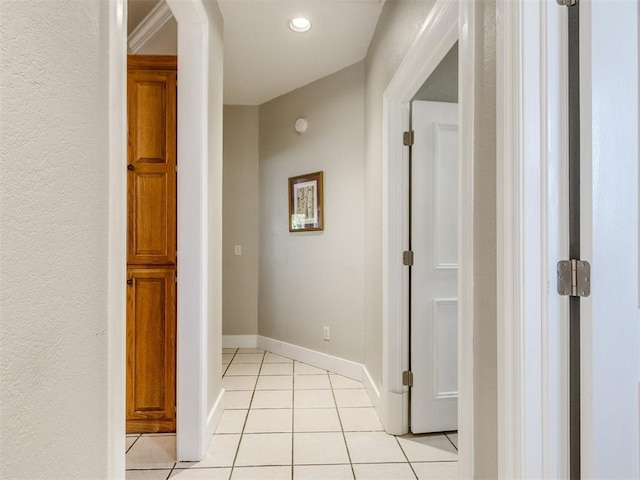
[
  {"left": 579, "top": 0, "right": 640, "bottom": 477},
  {"left": 107, "top": 0, "right": 127, "bottom": 477}
]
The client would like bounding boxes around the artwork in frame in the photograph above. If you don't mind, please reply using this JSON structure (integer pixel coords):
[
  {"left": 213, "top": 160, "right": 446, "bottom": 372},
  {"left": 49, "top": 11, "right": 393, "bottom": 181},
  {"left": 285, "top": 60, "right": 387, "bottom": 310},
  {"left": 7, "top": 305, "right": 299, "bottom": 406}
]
[{"left": 288, "top": 171, "right": 324, "bottom": 232}]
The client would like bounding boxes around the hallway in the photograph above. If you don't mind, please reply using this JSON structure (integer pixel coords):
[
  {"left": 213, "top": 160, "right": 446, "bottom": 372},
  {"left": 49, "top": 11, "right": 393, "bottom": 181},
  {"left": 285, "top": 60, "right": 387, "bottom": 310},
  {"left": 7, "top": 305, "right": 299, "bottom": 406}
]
[{"left": 125, "top": 348, "right": 458, "bottom": 479}]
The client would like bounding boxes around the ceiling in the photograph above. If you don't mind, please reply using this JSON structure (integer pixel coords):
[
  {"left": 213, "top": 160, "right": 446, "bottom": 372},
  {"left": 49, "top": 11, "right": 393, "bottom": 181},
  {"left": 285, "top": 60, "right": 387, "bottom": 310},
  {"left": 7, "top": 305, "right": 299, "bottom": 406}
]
[{"left": 128, "top": 0, "right": 384, "bottom": 105}]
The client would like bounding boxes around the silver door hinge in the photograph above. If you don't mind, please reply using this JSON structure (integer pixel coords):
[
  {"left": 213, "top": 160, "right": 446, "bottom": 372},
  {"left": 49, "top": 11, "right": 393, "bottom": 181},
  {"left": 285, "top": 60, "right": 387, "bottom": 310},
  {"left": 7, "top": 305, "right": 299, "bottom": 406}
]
[
  {"left": 557, "top": 0, "right": 579, "bottom": 6},
  {"left": 557, "top": 259, "right": 591, "bottom": 297},
  {"left": 402, "top": 371, "right": 413, "bottom": 387},
  {"left": 403, "top": 130, "right": 414, "bottom": 146},
  {"left": 403, "top": 250, "right": 414, "bottom": 266}
]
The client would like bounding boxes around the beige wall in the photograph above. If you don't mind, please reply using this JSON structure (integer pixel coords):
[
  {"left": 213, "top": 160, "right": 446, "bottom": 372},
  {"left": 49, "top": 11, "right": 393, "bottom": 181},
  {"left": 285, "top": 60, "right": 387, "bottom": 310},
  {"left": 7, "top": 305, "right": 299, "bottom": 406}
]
[
  {"left": 363, "top": 0, "right": 435, "bottom": 394},
  {"left": 258, "top": 62, "right": 366, "bottom": 363},
  {"left": 223, "top": 106, "right": 260, "bottom": 335},
  {"left": 204, "top": 0, "right": 225, "bottom": 416},
  {"left": 0, "top": 1, "right": 111, "bottom": 477},
  {"left": 413, "top": 41, "right": 458, "bottom": 103},
  {"left": 473, "top": 0, "right": 498, "bottom": 476},
  {"left": 135, "top": 17, "right": 178, "bottom": 56}
]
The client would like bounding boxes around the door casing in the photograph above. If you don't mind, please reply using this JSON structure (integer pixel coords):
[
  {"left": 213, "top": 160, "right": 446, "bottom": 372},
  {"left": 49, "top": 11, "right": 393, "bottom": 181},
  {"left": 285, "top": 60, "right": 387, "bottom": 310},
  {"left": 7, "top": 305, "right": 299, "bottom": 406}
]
[
  {"left": 107, "top": 0, "right": 214, "bottom": 475},
  {"left": 381, "top": 0, "right": 474, "bottom": 477},
  {"left": 496, "top": 0, "right": 569, "bottom": 477}
]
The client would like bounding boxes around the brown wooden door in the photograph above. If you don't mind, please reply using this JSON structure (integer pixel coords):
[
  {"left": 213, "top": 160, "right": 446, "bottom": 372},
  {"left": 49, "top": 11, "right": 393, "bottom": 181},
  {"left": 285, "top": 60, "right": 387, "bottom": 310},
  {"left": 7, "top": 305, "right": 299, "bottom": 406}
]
[
  {"left": 127, "top": 55, "right": 177, "bottom": 433},
  {"left": 126, "top": 268, "right": 176, "bottom": 432}
]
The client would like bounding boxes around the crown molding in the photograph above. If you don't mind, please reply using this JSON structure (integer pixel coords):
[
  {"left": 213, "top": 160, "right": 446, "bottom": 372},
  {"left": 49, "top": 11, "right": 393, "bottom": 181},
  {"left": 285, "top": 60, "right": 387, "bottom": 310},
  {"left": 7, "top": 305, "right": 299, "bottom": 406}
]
[{"left": 128, "top": 1, "right": 172, "bottom": 53}]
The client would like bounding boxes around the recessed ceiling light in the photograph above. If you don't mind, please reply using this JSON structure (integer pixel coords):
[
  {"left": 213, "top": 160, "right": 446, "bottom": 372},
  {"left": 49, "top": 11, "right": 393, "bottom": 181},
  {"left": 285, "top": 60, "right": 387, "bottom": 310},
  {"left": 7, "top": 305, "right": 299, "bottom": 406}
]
[{"left": 289, "top": 17, "right": 311, "bottom": 33}]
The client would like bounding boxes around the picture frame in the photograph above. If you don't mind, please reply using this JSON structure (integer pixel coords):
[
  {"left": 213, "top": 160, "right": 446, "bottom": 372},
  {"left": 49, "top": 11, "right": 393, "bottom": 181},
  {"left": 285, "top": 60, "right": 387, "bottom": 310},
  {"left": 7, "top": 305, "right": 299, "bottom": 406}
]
[{"left": 288, "top": 171, "right": 324, "bottom": 232}]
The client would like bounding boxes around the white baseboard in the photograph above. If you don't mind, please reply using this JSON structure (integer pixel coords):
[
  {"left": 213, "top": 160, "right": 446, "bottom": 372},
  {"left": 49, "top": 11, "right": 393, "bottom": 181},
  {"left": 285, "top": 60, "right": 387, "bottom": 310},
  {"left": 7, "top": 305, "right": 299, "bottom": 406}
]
[
  {"left": 361, "top": 365, "right": 381, "bottom": 407},
  {"left": 206, "top": 388, "right": 225, "bottom": 437},
  {"left": 377, "top": 384, "right": 409, "bottom": 435},
  {"left": 360, "top": 367, "right": 408, "bottom": 435},
  {"left": 222, "top": 335, "right": 258, "bottom": 348},
  {"left": 226, "top": 335, "right": 408, "bottom": 436},
  {"left": 256, "top": 336, "right": 363, "bottom": 381}
]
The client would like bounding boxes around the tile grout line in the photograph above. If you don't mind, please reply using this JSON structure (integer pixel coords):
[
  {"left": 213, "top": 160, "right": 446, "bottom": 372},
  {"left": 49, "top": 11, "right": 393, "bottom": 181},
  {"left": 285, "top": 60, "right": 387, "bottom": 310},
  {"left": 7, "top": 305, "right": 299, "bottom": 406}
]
[
  {"left": 443, "top": 431, "right": 458, "bottom": 452},
  {"left": 164, "top": 462, "right": 177, "bottom": 480},
  {"left": 327, "top": 370, "right": 356, "bottom": 480},
  {"left": 229, "top": 349, "right": 265, "bottom": 476},
  {"left": 395, "top": 435, "right": 420, "bottom": 480},
  {"left": 125, "top": 434, "right": 141, "bottom": 454},
  {"left": 221, "top": 347, "right": 238, "bottom": 377}
]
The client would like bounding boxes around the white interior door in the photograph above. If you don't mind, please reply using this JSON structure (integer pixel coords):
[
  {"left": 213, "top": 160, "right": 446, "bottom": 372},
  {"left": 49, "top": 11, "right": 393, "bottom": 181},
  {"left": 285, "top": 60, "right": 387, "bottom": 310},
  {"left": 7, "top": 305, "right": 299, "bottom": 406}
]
[
  {"left": 580, "top": 0, "right": 640, "bottom": 477},
  {"left": 410, "top": 101, "right": 459, "bottom": 433}
]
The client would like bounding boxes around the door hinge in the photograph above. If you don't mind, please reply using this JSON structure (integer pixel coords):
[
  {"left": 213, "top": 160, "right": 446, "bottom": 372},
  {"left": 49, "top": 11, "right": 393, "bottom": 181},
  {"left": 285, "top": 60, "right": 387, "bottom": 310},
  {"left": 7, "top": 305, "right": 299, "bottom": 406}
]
[
  {"left": 403, "top": 130, "right": 414, "bottom": 146},
  {"left": 402, "top": 370, "right": 413, "bottom": 387},
  {"left": 403, "top": 250, "right": 414, "bottom": 266},
  {"left": 557, "top": 259, "right": 591, "bottom": 297},
  {"left": 556, "top": 0, "right": 579, "bottom": 6}
]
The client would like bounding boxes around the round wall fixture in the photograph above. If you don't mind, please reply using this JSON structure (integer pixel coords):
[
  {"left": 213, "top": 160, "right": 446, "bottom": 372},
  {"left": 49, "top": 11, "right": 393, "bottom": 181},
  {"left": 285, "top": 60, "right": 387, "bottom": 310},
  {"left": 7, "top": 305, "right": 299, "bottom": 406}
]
[
  {"left": 289, "top": 17, "right": 311, "bottom": 33},
  {"left": 295, "top": 118, "right": 308, "bottom": 134}
]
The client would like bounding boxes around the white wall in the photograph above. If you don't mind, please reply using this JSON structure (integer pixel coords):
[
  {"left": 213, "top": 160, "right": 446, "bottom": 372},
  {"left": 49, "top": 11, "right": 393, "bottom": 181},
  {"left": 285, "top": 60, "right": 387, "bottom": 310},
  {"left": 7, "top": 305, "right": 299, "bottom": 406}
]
[
  {"left": 223, "top": 106, "right": 259, "bottom": 336},
  {"left": 203, "top": 0, "right": 225, "bottom": 422},
  {"left": 258, "top": 62, "right": 365, "bottom": 363},
  {"left": 0, "top": 1, "right": 111, "bottom": 478}
]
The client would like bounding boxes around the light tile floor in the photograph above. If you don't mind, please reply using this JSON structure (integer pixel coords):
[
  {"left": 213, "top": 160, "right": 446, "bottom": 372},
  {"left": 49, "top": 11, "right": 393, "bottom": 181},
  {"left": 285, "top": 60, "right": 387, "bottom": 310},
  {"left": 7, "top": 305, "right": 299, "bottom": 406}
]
[{"left": 126, "top": 348, "right": 458, "bottom": 480}]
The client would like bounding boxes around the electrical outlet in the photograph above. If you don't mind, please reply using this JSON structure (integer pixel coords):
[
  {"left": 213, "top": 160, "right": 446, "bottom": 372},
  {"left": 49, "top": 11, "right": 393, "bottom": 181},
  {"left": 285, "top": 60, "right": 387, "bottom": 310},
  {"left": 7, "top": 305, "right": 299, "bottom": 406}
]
[
  {"left": 323, "top": 326, "right": 330, "bottom": 341},
  {"left": 234, "top": 245, "right": 242, "bottom": 256}
]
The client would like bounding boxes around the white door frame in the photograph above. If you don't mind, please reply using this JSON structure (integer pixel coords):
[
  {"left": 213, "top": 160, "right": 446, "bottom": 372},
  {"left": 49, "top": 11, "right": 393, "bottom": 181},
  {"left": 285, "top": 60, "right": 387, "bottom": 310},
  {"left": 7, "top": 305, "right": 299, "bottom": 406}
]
[
  {"left": 107, "top": 1, "right": 127, "bottom": 476},
  {"left": 107, "top": 0, "right": 211, "bottom": 475},
  {"left": 381, "top": 0, "right": 474, "bottom": 477},
  {"left": 166, "top": 0, "right": 210, "bottom": 462},
  {"left": 496, "top": 0, "right": 569, "bottom": 477}
]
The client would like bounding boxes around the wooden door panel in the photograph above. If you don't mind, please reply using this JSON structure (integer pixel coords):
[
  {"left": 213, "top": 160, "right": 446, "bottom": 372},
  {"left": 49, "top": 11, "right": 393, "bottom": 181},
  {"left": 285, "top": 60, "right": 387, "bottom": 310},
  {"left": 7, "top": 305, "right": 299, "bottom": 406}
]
[
  {"left": 126, "top": 268, "right": 176, "bottom": 433},
  {"left": 134, "top": 81, "right": 167, "bottom": 163},
  {"left": 127, "top": 68, "right": 176, "bottom": 266},
  {"left": 129, "top": 170, "right": 174, "bottom": 262}
]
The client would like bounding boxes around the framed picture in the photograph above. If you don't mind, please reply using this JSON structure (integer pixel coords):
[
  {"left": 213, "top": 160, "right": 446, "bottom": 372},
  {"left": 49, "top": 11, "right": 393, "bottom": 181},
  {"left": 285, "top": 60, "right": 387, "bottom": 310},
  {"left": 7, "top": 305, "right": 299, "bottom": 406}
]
[{"left": 288, "top": 171, "right": 324, "bottom": 232}]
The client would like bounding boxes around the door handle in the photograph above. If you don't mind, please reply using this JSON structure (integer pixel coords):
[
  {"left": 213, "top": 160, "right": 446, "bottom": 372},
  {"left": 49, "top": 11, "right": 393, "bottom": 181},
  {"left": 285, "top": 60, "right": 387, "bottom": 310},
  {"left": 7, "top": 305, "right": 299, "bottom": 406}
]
[
  {"left": 127, "top": 164, "right": 135, "bottom": 171},
  {"left": 127, "top": 279, "right": 133, "bottom": 286}
]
